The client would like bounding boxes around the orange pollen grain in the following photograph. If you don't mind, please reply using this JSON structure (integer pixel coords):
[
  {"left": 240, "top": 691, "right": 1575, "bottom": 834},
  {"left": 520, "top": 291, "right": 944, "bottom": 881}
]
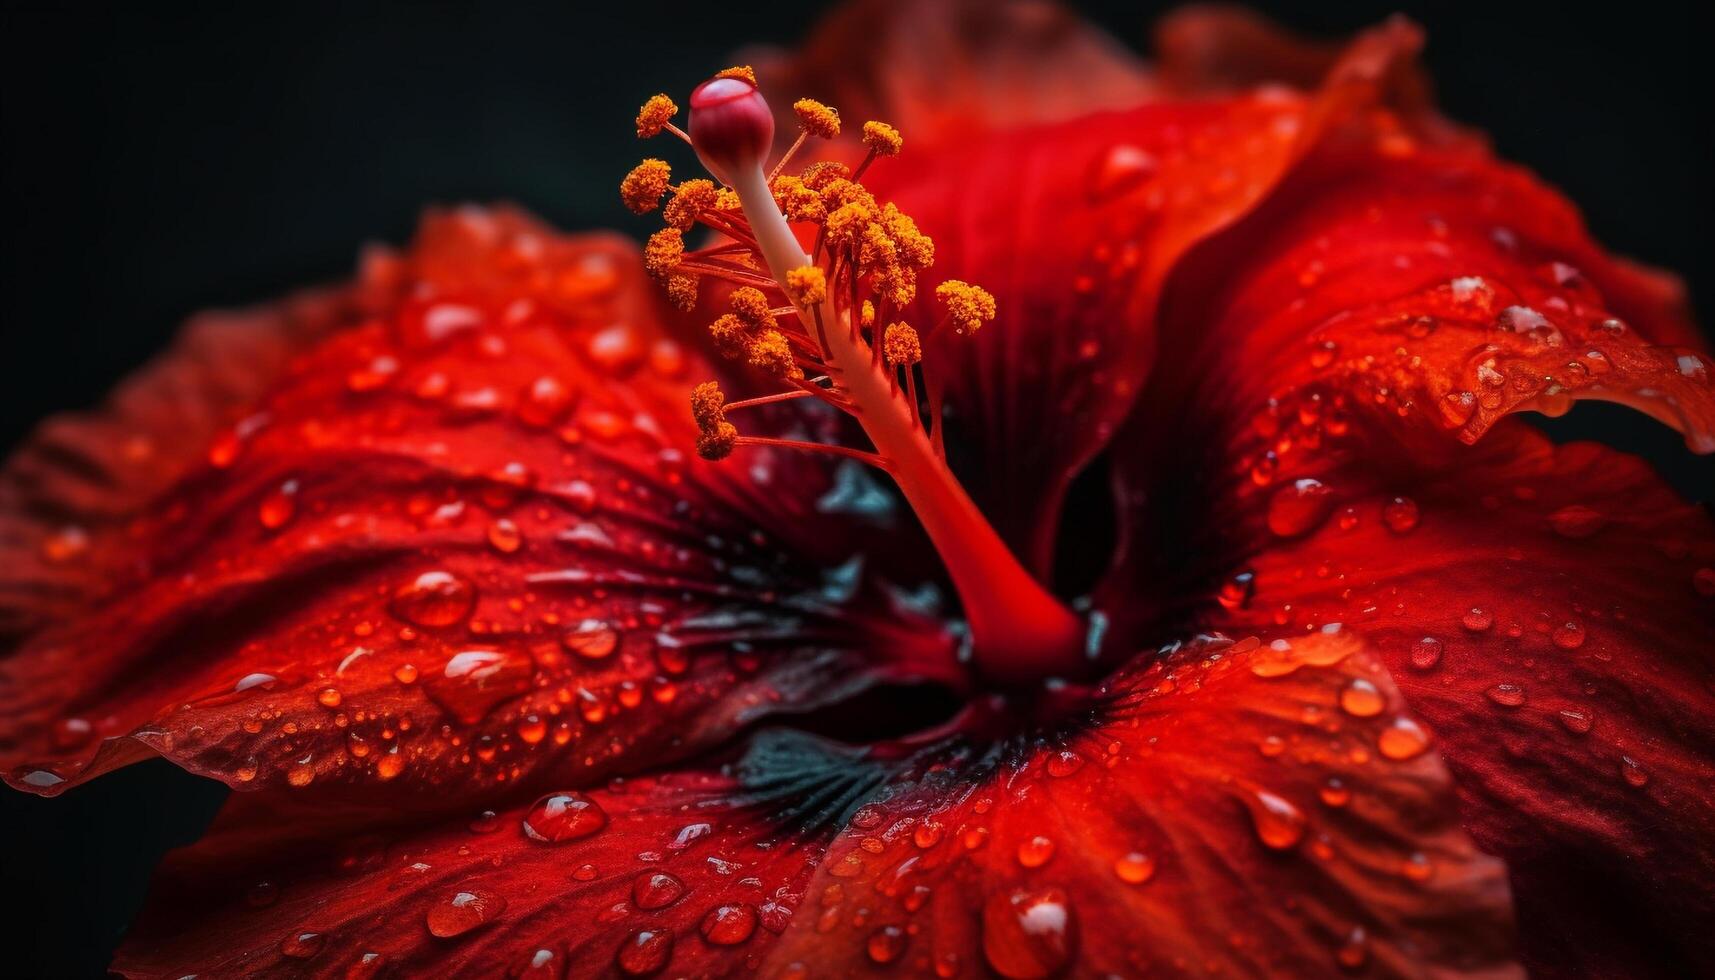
[
  {"left": 636, "top": 94, "right": 678, "bottom": 138},
  {"left": 620, "top": 159, "right": 672, "bottom": 214},
  {"left": 793, "top": 98, "right": 842, "bottom": 139}
]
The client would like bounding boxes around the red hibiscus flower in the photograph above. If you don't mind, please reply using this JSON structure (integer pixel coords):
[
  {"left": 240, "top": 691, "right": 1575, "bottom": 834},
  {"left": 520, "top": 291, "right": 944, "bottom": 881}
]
[{"left": 3, "top": 2, "right": 1712, "bottom": 977}]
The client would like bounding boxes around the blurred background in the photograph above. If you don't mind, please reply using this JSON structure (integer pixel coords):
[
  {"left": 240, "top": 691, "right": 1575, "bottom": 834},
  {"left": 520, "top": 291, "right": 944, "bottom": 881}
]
[{"left": 2, "top": 0, "right": 1710, "bottom": 973}]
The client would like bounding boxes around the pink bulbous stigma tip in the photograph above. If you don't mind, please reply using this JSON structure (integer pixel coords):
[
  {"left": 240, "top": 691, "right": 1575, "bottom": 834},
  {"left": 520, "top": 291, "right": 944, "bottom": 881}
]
[{"left": 689, "top": 76, "right": 774, "bottom": 182}]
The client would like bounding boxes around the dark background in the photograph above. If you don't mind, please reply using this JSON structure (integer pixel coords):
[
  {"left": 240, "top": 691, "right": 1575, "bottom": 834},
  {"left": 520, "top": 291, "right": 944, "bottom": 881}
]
[{"left": 1, "top": 1, "right": 1709, "bottom": 975}]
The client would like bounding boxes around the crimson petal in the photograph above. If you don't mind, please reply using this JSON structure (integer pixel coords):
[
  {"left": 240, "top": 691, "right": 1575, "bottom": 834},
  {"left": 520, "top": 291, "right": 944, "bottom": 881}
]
[
  {"left": 1202, "top": 426, "right": 1715, "bottom": 976},
  {"left": 760, "top": 631, "right": 1518, "bottom": 978},
  {"left": 0, "top": 207, "right": 954, "bottom": 800}
]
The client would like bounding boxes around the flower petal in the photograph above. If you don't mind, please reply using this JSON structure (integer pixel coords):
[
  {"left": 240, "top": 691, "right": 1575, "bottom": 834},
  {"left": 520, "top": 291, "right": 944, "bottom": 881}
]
[
  {"left": 858, "top": 19, "right": 1428, "bottom": 573},
  {"left": 114, "top": 743, "right": 854, "bottom": 978},
  {"left": 1199, "top": 425, "right": 1715, "bottom": 976},
  {"left": 0, "top": 206, "right": 954, "bottom": 800},
  {"left": 761, "top": 0, "right": 1158, "bottom": 145},
  {"left": 760, "top": 631, "right": 1518, "bottom": 978}
]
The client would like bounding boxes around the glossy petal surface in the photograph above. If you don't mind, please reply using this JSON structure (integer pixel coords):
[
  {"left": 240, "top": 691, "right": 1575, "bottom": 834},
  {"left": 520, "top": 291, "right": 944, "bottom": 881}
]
[
  {"left": 762, "top": 633, "right": 1518, "bottom": 978},
  {"left": 0, "top": 208, "right": 953, "bottom": 800}
]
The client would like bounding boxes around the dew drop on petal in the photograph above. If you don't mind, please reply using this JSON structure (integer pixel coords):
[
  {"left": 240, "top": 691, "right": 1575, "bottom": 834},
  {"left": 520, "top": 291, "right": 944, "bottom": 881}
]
[
  {"left": 564, "top": 620, "right": 621, "bottom": 659},
  {"left": 1244, "top": 789, "right": 1306, "bottom": 850},
  {"left": 1461, "top": 607, "right": 1494, "bottom": 632},
  {"left": 346, "top": 951, "right": 387, "bottom": 980},
  {"left": 699, "top": 903, "right": 758, "bottom": 945},
  {"left": 1378, "top": 718, "right": 1431, "bottom": 760},
  {"left": 1045, "top": 750, "right": 1084, "bottom": 778},
  {"left": 982, "top": 887, "right": 1074, "bottom": 980},
  {"left": 389, "top": 570, "right": 477, "bottom": 627},
  {"left": 1485, "top": 683, "right": 1526, "bottom": 708},
  {"left": 633, "top": 872, "right": 686, "bottom": 910},
  {"left": 868, "top": 925, "right": 909, "bottom": 964},
  {"left": 1409, "top": 636, "right": 1443, "bottom": 671},
  {"left": 281, "top": 931, "right": 324, "bottom": 959},
  {"left": 427, "top": 889, "right": 507, "bottom": 938},
  {"left": 1266, "top": 479, "right": 1335, "bottom": 538},
  {"left": 1320, "top": 778, "right": 1351, "bottom": 808},
  {"left": 616, "top": 929, "right": 673, "bottom": 976},
  {"left": 1551, "top": 620, "right": 1587, "bottom": 650},
  {"left": 1113, "top": 852, "right": 1155, "bottom": 884},
  {"left": 522, "top": 791, "right": 607, "bottom": 843},
  {"left": 487, "top": 519, "right": 523, "bottom": 554},
  {"left": 1336, "top": 927, "right": 1369, "bottom": 970},
  {"left": 1016, "top": 835, "right": 1055, "bottom": 868},
  {"left": 1557, "top": 707, "right": 1594, "bottom": 734},
  {"left": 1338, "top": 678, "right": 1385, "bottom": 717},
  {"left": 1381, "top": 496, "right": 1420, "bottom": 534},
  {"left": 1621, "top": 756, "right": 1650, "bottom": 788},
  {"left": 259, "top": 480, "right": 299, "bottom": 530},
  {"left": 509, "top": 946, "right": 564, "bottom": 979}
]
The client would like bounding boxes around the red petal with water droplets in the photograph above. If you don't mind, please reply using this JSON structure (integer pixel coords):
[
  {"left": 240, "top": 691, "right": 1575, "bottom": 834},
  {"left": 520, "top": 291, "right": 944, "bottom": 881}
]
[
  {"left": 761, "top": 632, "right": 1517, "bottom": 978},
  {"left": 1198, "top": 426, "right": 1715, "bottom": 976},
  {"left": 0, "top": 206, "right": 954, "bottom": 799},
  {"left": 856, "top": 19, "right": 1429, "bottom": 575},
  {"left": 114, "top": 763, "right": 827, "bottom": 978},
  {"left": 1144, "top": 128, "right": 1712, "bottom": 465}
]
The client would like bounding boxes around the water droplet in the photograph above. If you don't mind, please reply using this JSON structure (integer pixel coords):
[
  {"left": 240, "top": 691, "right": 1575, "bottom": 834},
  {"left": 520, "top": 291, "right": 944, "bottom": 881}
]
[
  {"left": 317, "top": 687, "right": 342, "bottom": 708},
  {"left": 1339, "top": 678, "right": 1385, "bottom": 717},
  {"left": 427, "top": 889, "right": 507, "bottom": 938},
  {"left": 518, "top": 376, "right": 575, "bottom": 427},
  {"left": 1086, "top": 143, "right": 1157, "bottom": 202},
  {"left": 427, "top": 648, "right": 532, "bottom": 723},
  {"left": 259, "top": 480, "right": 299, "bottom": 530},
  {"left": 523, "top": 791, "right": 608, "bottom": 843},
  {"left": 509, "top": 946, "right": 564, "bottom": 979},
  {"left": 616, "top": 929, "right": 673, "bottom": 976},
  {"left": 1409, "top": 636, "right": 1444, "bottom": 671},
  {"left": 633, "top": 872, "right": 685, "bottom": 910},
  {"left": 1267, "top": 479, "right": 1335, "bottom": 538},
  {"left": 389, "top": 570, "right": 476, "bottom": 627},
  {"left": 1438, "top": 390, "right": 1476, "bottom": 426},
  {"left": 1382, "top": 496, "right": 1420, "bottom": 534},
  {"left": 563, "top": 620, "right": 620, "bottom": 659},
  {"left": 914, "top": 821, "right": 943, "bottom": 849},
  {"left": 1485, "top": 683, "right": 1526, "bottom": 708},
  {"left": 487, "top": 519, "right": 523, "bottom": 554},
  {"left": 868, "top": 925, "right": 909, "bottom": 964},
  {"left": 1113, "top": 852, "right": 1155, "bottom": 884},
  {"left": 1378, "top": 718, "right": 1431, "bottom": 760},
  {"left": 1016, "top": 835, "right": 1055, "bottom": 868},
  {"left": 1308, "top": 339, "right": 1339, "bottom": 369},
  {"left": 1045, "top": 750, "right": 1084, "bottom": 778},
  {"left": 393, "top": 663, "right": 419, "bottom": 685},
  {"left": 1336, "top": 926, "right": 1369, "bottom": 970},
  {"left": 1461, "top": 607, "right": 1494, "bottom": 632},
  {"left": 1217, "top": 569, "right": 1256, "bottom": 611},
  {"left": 982, "top": 887, "right": 1074, "bottom": 980},
  {"left": 1551, "top": 620, "right": 1587, "bottom": 650},
  {"left": 1401, "top": 851, "right": 1434, "bottom": 882},
  {"left": 699, "top": 903, "right": 757, "bottom": 945},
  {"left": 247, "top": 880, "right": 279, "bottom": 907},
  {"left": 282, "top": 931, "right": 324, "bottom": 959},
  {"left": 1621, "top": 756, "right": 1650, "bottom": 788},
  {"left": 1244, "top": 789, "right": 1306, "bottom": 850},
  {"left": 469, "top": 810, "right": 500, "bottom": 834},
  {"left": 1556, "top": 707, "right": 1594, "bottom": 734}
]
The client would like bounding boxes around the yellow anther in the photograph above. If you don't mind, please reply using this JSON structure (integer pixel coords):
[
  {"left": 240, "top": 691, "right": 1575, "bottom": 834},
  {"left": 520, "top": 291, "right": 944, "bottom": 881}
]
[
  {"left": 708, "top": 313, "right": 751, "bottom": 359},
  {"left": 729, "top": 287, "right": 775, "bottom": 328},
  {"left": 636, "top": 94, "right": 678, "bottom": 138},
  {"left": 771, "top": 175, "right": 826, "bottom": 223},
  {"left": 715, "top": 188, "right": 742, "bottom": 212},
  {"left": 644, "top": 228, "right": 685, "bottom": 280},
  {"left": 876, "top": 268, "right": 917, "bottom": 306},
  {"left": 861, "top": 300, "right": 876, "bottom": 329},
  {"left": 819, "top": 178, "right": 875, "bottom": 212},
  {"left": 713, "top": 65, "right": 757, "bottom": 84},
  {"left": 663, "top": 179, "right": 719, "bottom": 231},
  {"left": 881, "top": 204, "right": 934, "bottom": 269},
  {"left": 824, "top": 202, "right": 873, "bottom": 250},
  {"left": 697, "top": 420, "right": 738, "bottom": 460},
  {"left": 799, "top": 161, "right": 852, "bottom": 190},
  {"left": 862, "top": 121, "right": 903, "bottom": 156},
  {"left": 882, "top": 322, "right": 922, "bottom": 366},
  {"left": 936, "top": 280, "right": 997, "bottom": 333},
  {"left": 784, "top": 266, "right": 827, "bottom": 307},
  {"left": 792, "top": 98, "right": 842, "bottom": 139},
  {"left": 691, "top": 381, "right": 727, "bottom": 427},
  {"left": 620, "top": 159, "right": 672, "bottom": 214},
  {"left": 748, "top": 330, "right": 803, "bottom": 379},
  {"left": 665, "top": 274, "right": 699, "bottom": 311}
]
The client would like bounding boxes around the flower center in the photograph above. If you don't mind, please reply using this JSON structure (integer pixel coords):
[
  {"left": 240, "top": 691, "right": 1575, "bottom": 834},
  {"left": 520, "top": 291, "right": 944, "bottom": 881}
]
[{"left": 622, "top": 69, "right": 1085, "bottom": 687}]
